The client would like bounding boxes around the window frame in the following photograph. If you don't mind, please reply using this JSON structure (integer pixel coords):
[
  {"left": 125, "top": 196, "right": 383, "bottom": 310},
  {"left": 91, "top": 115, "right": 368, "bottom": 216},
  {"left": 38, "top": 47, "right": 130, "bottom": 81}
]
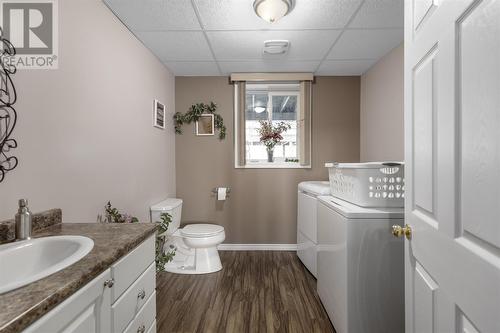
[{"left": 234, "top": 80, "right": 312, "bottom": 169}]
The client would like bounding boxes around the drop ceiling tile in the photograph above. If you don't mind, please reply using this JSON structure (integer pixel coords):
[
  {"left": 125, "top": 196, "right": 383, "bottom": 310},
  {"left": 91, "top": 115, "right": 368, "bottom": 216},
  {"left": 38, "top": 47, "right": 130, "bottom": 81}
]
[
  {"left": 207, "top": 30, "right": 341, "bottom": 61},
  {"left": 135, "top": 31, "right": 214, "bottom": 61},
  {"left": 316, "top": 59, "right": 377, "bottom": 75},
  {"left": 349, "top": 0, "right": 404, "bottom": 28},
  {"left": 164, "top": 62, "right": 221, "bottom": 76},
  {"left": 327, "top": 29, "right": 403, "bottom": 60},
  {"left": 194, "top": 0, "right": 363, "bottom": 30},
  {"left": 104, "top": 0, "right": 201, "bottom": 31},
  {"left": 218, "top": 60, "right": 320, "bottom": 75}
]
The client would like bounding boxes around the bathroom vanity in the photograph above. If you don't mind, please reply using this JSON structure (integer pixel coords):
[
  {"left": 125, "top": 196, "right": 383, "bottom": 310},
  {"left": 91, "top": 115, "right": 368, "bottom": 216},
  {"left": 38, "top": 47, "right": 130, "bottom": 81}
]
[{"left": 0, "top": 211, "right": 157, "bottom": 333}]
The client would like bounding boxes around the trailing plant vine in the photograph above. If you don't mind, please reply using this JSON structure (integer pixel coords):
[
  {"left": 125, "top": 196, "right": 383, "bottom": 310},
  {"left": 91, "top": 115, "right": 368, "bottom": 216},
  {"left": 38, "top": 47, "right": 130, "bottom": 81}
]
[
  {"left": 104, "top": 201, "right": 138, "bottom": 223},
  {"left": 173, "top": 102, "right": 226, "bottom": 140},
  {"left": 155, "top": 212, "right": 176, "bottom": 272},
  {"left": 101, "top": 202, "right": 175, "bottom": 272}
]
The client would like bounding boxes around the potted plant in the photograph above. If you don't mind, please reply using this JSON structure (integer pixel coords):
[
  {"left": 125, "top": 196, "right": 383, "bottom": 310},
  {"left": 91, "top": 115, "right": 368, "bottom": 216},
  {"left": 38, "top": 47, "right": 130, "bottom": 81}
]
[{"left": 257, "top": 120, "right": 291, "bottom": 162}]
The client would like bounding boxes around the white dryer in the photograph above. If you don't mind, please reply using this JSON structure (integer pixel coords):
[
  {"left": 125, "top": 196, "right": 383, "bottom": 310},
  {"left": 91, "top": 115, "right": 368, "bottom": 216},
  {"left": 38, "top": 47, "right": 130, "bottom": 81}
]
[
  {"left": 297, "top": 181, "right": 330, "bottom": 277},
  {"left": 317, "top": 195, "right": 404, "bottom": 333}
]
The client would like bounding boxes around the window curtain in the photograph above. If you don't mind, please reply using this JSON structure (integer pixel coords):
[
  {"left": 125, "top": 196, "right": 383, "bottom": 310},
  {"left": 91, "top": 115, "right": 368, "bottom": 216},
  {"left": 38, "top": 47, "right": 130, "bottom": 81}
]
[
  {"left": 234, "top": 81, "right": 246, "bottom": 167},
  {"left": 299, "top": 81, "right": 312, "bottom": 166},
  {"left": 233, "top": 75, "right": 312, "bottom": 168}
]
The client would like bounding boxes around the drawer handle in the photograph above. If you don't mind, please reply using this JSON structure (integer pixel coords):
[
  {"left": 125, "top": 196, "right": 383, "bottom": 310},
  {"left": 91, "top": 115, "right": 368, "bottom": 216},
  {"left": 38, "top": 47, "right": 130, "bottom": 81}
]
[
  {"left": 104, "top": 279, "right": 114, "bottom": 288},
  {"left": 138, "top": 289, "right": 146, "bottom": 299},
  {"left": 137, "top": 324, "right": 146, "bottom": 333}
]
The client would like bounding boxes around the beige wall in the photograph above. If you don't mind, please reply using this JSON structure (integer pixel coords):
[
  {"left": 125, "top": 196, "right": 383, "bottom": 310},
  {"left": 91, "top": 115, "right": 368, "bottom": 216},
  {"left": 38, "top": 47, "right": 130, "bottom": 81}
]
[
  {"left": 175, "top": 77, "right": 360, "bottom": 244},
  {"left": 0, "top": 0, "right": 176, "bottom": 221},
  {"left": 360, "top": 43, "right": 404, "bottom": 162}
]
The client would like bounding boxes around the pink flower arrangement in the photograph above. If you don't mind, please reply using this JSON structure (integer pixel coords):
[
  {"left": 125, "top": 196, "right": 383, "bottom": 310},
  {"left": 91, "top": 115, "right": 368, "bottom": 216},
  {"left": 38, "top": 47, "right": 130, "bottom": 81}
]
[{"left": 257, "top": 120, "right": 291, "bottom": 151}]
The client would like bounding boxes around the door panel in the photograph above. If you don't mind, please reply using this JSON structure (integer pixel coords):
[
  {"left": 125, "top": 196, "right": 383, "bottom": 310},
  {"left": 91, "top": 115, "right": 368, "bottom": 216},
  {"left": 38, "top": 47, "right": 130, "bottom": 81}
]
[
  {"left": 64, "top": 305, "right": 97, "bottom": 333},
  {"left": 412, "top": 46, "right": 437, "bottom": 216},
  {"left": 460, "top": 313, "right": 480, "bottom": 333},
  {"left": 413, "top": 0, "right": 438, "bottom": 31},
  {"left": 459, "top": 0, "right": 500, "bottom": 248},
  {"left": 405, "top": 0, "right": 500, "bottom": 332},
  {"left": 413, "top": 262, "right": 438, "bottom": 333}
]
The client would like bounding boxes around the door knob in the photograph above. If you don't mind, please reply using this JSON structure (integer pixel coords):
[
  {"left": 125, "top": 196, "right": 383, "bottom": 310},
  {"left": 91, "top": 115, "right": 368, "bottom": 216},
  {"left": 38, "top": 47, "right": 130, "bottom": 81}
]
[{"left": 392, "top": 224, "right": 412, "bottom": 240}]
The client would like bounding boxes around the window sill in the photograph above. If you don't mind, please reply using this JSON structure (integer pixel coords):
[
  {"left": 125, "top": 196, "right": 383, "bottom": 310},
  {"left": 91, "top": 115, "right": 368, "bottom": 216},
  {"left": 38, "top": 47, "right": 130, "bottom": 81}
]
[{"left": 235, "top": 162, "right": 311, "bottom": 169}]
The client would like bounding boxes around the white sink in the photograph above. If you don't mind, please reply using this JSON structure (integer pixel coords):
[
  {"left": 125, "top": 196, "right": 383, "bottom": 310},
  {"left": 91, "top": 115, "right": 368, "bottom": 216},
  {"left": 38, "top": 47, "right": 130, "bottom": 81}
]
[{"left": 0, "top": 235, "right": 94, "bottom": 294}]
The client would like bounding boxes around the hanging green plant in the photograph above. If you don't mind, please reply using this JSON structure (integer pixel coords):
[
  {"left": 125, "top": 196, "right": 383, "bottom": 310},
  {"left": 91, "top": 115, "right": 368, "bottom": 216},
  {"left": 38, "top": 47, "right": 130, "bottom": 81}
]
[{"left": 173, "top": 102, "right": 226, "bottom": 140}]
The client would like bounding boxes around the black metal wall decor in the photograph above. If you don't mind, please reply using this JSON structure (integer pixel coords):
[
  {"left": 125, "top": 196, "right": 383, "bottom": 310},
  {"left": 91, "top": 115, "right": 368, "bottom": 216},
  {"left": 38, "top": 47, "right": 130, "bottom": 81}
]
[{"left": 0, "top": 27, "right": 18, "bottom": 183}]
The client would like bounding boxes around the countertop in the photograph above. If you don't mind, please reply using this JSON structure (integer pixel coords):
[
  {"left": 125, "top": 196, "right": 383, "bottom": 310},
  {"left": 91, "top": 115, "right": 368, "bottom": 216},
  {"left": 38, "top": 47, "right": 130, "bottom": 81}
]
[{"left": 0, "top": 222, "right": 157, "bottom": 333}]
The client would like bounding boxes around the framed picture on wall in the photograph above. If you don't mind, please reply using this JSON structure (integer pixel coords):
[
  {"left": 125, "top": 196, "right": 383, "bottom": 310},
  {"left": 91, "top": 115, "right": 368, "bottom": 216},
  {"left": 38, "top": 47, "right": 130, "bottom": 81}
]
[
  {"left": 153, "top": 99, "right": 165, "bottom": 129},
  {"left": 196, "top": 114, "right": 215, "bottom": 136}
]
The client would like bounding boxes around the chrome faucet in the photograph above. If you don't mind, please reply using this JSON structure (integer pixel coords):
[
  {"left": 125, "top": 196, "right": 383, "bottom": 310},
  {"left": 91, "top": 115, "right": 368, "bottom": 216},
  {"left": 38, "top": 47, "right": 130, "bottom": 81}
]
[{"left": 15, "top": 199, "right": 32, "bottom": 241}]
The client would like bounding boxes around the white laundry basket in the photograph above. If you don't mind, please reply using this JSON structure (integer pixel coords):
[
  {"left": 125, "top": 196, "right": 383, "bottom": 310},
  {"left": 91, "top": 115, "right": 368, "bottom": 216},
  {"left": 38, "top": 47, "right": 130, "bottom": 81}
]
[{"left": 325, "top": 162, "right": 405, "bottom": 208}]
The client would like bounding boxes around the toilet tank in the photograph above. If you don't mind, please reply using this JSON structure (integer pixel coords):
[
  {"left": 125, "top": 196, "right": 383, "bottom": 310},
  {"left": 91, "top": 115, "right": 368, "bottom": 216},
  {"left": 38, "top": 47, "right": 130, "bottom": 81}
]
[{"left": 150, "top": 198, "right": 182, "bottom": 235}]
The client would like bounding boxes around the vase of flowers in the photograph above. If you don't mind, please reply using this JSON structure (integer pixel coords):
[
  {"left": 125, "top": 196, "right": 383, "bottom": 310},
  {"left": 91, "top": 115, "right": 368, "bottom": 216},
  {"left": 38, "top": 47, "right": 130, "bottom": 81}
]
[
  {"left": 257, "top": 120, "right": 291, "bottom": 163},
  {"left": 267, "top": 149, "right": 274, "bottom": 162}
]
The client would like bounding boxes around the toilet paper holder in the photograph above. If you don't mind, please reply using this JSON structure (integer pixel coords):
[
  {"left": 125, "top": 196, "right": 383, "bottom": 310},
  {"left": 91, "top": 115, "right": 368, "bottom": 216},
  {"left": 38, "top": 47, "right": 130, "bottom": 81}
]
[{"left": 211, "top": 187, "right": 231, "bottom": 195}]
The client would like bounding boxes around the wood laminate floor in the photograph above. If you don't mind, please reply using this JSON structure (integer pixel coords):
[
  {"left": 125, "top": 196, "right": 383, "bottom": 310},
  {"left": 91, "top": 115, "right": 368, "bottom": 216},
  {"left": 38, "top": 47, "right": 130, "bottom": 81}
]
[{"left": 156, "top": 251, "right": 335, "bottom": 333}]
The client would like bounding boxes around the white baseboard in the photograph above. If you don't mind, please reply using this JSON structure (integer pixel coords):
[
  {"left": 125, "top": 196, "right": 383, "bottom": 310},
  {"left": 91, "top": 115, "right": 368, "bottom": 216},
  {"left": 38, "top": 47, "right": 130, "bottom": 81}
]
[{"left": 218, "top": 243, "right": 298, "bottom": 251}]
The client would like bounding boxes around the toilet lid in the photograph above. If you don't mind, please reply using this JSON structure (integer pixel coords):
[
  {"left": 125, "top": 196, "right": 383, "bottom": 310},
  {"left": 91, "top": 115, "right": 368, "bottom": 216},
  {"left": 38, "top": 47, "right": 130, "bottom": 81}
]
[{"left": 181, "top": 224, "right": 224, "bottom": 238}]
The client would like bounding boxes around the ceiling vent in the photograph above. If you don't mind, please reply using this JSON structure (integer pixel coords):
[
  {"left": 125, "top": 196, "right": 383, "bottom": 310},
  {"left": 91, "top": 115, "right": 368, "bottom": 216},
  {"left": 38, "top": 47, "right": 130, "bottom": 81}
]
[{"left": 263, "top": 40, "right": 290, "bottom": 56}]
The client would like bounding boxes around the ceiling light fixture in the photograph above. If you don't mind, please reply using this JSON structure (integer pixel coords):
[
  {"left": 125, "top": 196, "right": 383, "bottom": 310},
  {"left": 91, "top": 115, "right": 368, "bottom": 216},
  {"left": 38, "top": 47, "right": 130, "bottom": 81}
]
[
  {"left": 253, "top": 0, "right": 294, "bottom": 23},
  {"left": 254, "top": 106, "right": 266, "bottom": 113}
]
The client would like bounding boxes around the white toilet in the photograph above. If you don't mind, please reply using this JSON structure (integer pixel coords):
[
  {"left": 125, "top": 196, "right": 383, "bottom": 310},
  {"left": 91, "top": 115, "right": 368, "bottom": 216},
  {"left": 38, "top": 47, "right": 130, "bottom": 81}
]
[{"left": 150, "top": 198, "right": 225, "bottom": 274}]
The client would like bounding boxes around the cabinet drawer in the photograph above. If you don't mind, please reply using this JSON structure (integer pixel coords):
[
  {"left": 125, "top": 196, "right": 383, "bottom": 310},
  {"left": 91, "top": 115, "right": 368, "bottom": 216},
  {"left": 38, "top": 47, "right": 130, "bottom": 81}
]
[
  {"left": 112, "top": 262, "right": 156, "bottom": 333},
  {"left": 111, "top": 235, "right": 155, "bottom": 302},
  {"left": 123, "top": 291, "right": 156, "bottom": 333},
  {"left": 147, "top": 320, "right": 156, "bottom": 333}
]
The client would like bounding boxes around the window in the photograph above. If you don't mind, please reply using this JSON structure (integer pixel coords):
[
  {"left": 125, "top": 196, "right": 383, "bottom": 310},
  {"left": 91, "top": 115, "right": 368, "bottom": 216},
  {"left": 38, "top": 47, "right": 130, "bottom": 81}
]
[
  {"left": 233, "top": 74, "right": 312, "bottom": 168},
  {"left": 245, "top": 83, "right": 300, "bottom": 163}
]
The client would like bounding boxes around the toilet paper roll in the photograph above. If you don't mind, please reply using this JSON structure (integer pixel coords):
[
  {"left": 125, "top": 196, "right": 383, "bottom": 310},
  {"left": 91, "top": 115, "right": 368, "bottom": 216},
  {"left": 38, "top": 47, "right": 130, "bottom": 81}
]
[{"left": 217, "top": 187, "right": 227, "bottom": 201}]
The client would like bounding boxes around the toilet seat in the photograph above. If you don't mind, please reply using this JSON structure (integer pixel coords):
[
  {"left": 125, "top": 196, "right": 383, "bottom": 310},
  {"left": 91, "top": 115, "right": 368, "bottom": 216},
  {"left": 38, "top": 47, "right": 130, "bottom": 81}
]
[{"left": 181, "top": 224, "right": 224, "bottom": 238}]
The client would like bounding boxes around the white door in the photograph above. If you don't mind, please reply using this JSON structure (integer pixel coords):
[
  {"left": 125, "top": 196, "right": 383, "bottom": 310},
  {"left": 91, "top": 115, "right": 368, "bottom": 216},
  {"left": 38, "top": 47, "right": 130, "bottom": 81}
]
[{"left": 404, "top": 0, "right": 500, "bottom": 332}]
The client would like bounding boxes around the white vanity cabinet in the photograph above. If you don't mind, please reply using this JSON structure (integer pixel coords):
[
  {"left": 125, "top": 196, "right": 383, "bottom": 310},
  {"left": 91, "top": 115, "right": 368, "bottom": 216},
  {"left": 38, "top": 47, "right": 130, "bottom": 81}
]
[
  {"left": 23, "top": 235, "right": 157, "bottom": 333},
  {"left": 24, "top": 269, "right": 112, "bottom": 333},
  {"left": 111, "top": 235, "right": 156, "bottom": 333}
]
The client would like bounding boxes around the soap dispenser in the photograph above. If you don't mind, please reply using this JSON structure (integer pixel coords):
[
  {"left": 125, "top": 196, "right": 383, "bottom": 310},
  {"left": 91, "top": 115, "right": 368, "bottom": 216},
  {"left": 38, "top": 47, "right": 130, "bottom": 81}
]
[{"left": 15, "top": 199, "right": 32, "bottom": 240}]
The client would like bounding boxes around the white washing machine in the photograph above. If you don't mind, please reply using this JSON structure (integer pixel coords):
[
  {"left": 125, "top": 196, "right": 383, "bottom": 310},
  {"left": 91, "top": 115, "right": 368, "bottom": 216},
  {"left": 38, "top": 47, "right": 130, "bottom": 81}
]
[
  {"left": 317, "top": 195, "right": 405, "bottom": 333},
  {"left": 297, "top": 181, "right": 330, "bottom": 277}
]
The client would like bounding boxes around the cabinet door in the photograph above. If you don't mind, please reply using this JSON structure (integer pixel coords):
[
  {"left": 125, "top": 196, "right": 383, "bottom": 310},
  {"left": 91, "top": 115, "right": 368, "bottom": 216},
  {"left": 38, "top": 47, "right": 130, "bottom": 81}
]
[{"left": 24, "top": 269, "right": 111, "bottom": 333}]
